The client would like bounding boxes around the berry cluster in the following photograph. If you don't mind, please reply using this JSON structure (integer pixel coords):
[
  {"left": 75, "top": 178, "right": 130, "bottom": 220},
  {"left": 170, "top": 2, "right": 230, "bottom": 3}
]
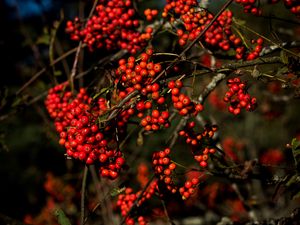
[
  {"left": 168, "top": 79, "right": 204, "bottom": 116},
  {"left": 162, "top": 0, "right": 198, "bottom": 19},
  {"left": 221, "top": 137, "right": 245, "bottom": 162},
  {"left": 260, "top": 148, "right": 284, "bottom": 165},
  {"left": 179, "top": 122, "right": 218, "bottom": 168},
  {"left": 234, "top": 0, "right": 262, "bottom": 16},
  {"left": 144, "top": 8, "right": 158, "bottom": 21},
  {"left": 245, "top": 38, "right": 264, "bottom": 60},
  {"left": 152, "top": 148, "right": 178, "bottom": 193},
  {"left": 45, "top": 83, "right": 126, "bottom": 179},
  {"left": 208, "top": 90, "right": 227, "bottom": 111},
  {"left": 116, "top": 49, "right": 161, "bottom": 98},
  {"left": 44, "top": 172, "right": 76, "bottom": 202},
  {"left": 283, "top": 0, "right": 300, "bottom": 17},
  {"left": 236, "top": 0, "right": 300, "bottom": 18},
  {"left": 223, "top": 77, "right": 257, "bottom": 115},
  {"left": 65, "top": 0, "right": 152, "bottom": 53},
  {"left": 163, "top": 1, "right": 264, "bottom": 60},
  {"left": 179, "top": 177, "right": 200, "bottom": 200},
  {"left": 115, "top": 49, "right": 172, "bottom": 131},
  {"left": 116, "top": 181, "right": 158, "bottom": 225},
  {"left": 140, "top": 110, "right": 170, "bottom": 131},
  {"left": 137, "top": 163, "right": 150, "bottom": 188}
]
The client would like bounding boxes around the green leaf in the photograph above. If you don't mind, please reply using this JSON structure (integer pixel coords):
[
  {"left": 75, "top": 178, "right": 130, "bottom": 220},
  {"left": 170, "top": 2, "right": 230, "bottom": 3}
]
[
  {"left": 54, "top": 70, "right": 62, "bottom": 76},
  {"left": 276, "top": 66, "right": 289, "bottom": 76},
  {"left": 286, "top": 174, "right": 298, "bottom": 187},
  {"left": 110, "top": 187, "right": 126, "bottom": 197},
  {"left": 233, "top": 18, "right": 246, "bottom": 26},
  {"left": 291, "top": 138, "right": 300, "bottom": 151},
  {"left": 54, "top": 208, "right": 71, "bottom": 225},
  {"left": 290, "top": 138, "right": 300, "bottom": 173},
  {"left": 252, "top": 66, "right": 261, "bottom": 79},
  {"left": 36, "top": 34, "right": 50, "bottom": 45},
  {"left": 93, "top": 88, "right": 110, "bottom": 99},
  {"left": 137, "top": 130, "right": 144, "bottom": 146},
  {"left": 280, "top": 50, "right": 289, "bottom": 64}
]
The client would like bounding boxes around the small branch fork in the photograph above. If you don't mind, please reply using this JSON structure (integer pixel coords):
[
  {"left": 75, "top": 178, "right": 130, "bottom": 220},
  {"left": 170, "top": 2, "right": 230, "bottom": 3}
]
[{"left": 69, "top": 0, "right": 99, "bottom": 92}]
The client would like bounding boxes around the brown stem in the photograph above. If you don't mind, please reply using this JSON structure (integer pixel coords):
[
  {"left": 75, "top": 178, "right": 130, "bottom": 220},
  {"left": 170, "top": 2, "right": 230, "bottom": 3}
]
[
  {"left": 16, "top": 46, "right": 84, "bottom": 95},
  {"left": 80, "top": 166, "right": 88, "bottom": 225},
  {"left": 68, "top": 0, "right": 100, "bottom": 92}
]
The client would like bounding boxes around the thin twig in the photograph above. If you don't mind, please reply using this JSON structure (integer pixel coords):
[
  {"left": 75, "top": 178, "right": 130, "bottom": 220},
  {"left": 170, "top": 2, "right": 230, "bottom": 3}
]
[
  {"left": 81, "top": 166, "right": 88, "bottom": 225},
  {"left": 167, "top": 116, "right": 189, "bottom": 148},
  {"left": 161, "top": 199, "right": 173, "bottom": 225},
  {"left": 16, "top": 46, "right": 84, "bottom": 95},
  {"left": 199, "top": 73, "right": 227, "bottom": 104},
  {"left": 69, "top": 0, "right": 99, "bottom": 91}
]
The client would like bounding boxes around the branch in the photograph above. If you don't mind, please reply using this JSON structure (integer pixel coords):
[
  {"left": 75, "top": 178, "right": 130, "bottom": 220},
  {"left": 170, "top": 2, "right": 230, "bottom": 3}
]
[
  {"left": 260, "top": 41, "right": 300, "bottom": 56},
  {"left": 219, "top": 56, "right": 283, "bottom": 71},
  {"left": 16, "top": 45, "right": 84, "bottom": 95},
  {"left": 69, "top": 0, "right": 99, "bottom": 91},
  {"left": 80, "top": 166, "right": 88, "bottom": 225},
  {"left": 198, "top": 73, "right": 226, "bottom": 104}
]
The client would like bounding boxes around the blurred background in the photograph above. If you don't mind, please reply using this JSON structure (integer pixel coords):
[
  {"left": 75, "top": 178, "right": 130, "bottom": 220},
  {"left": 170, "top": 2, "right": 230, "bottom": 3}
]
[{"left": 0, "top": 0, "right": 300, "bottom": 224}]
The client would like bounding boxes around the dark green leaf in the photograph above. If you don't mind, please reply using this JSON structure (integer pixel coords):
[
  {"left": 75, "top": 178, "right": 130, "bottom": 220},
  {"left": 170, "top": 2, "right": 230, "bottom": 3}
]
[
  {"left": 93, "top": 88, "right": 110, "bottom": 99},
  {"left": 110, "top": 187, "right": 125, "bottom": 197},
  {"left": 280, "top": 50, "right": 289, "bottom": 64},
  {"left": 54, "top": 208, "right": 71, "bottom": 225}
]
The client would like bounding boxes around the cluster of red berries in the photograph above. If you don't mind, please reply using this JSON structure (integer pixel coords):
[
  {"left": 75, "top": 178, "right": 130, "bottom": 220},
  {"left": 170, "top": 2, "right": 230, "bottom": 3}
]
[
  {"left": 283, "top": 0, "right": 300, "bottom": 17},
  {"left": 162, "top": 0, "right": 198, "bottom": 19},
  {"left": 236, "top": 0, "right": 300, "bottom": 17},
  {"left": 115, "top": 49, "right": 172, "bottom": 131},
  {"left": 144, "top": 8, "right": 159, "bottom": 21},
  {"left": 140, "top": 110, "right": 170, "bottom": 131},
  {"left": 152, "top": 148, "right": 178, "bottom": 193},
  {"left": 162, "top": 0, "right": 264, "bottom": 60},
  {"left": 179, "top": 122, "right": 218, "bottom": 168},
  {"left": 245, "top": 38, "right": 264, "bottom": 60},
  {"left": 116, "top": 181, "right": 158, "bottom": 225},
  {"left": 65, "top": 0, "right": 152, "bottom": 53},
  {"left": 234, "top": 0, "right": 262, "bottom": 16},
  {"left": 44, "top": 172, "right": 76, "bottom": 202},
  {"left": 137, "top": 163, "right": 150, "bottom": 188},
  {"left": 45, "top": 83, "right": 126, "bottom": 179},
  {"left": 221, "top": 137, "right": 245, "bottom": 162},
  {"left": 168, "top": 79, "right": 204, "bottom": 116},
  {"left": 260, "top": 148, "right": 284, "bottom": 165},
  {"left": 116, "top": 49, "right": 161, "bottom": 97},
  {"left": 208, "top": 90, "right": 227, "bottom": 111},
  {"left": 223, "top": 77, "right": 257, "bottom": 115},
  {"left": 179, "top": 177, "right": 200, "bottom": 200}
]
